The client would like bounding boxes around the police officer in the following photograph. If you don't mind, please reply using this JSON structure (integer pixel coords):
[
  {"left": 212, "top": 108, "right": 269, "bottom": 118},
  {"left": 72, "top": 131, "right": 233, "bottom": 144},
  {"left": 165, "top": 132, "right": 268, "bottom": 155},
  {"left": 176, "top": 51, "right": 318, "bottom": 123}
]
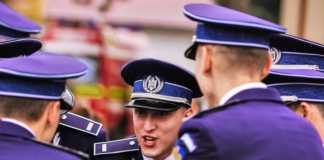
[
  {"left": 122, "top": 58, "right": 202, "bottom": 160},
  {"left": 0, "top": 1, "right": 42, "bottom": 57},
  {"left": 0, "top": 52, "right": 88, "bottom": 160},
  {"left": 93, "top": 58, "right": 202, "bottom": 160},
  {"left": 173, "top": 3, "right": 324, "bottom": 160},
  {"left": 264, "top": 34, "right": 324, "bottom": 142},
  {"left": 266, "top": 68, "right": 324, "bottom": 144}
]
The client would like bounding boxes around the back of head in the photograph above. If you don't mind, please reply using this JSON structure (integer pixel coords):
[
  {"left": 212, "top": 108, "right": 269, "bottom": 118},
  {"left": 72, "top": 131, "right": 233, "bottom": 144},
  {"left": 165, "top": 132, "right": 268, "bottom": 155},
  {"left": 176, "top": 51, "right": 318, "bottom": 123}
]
[
  {"left": 203, "top": 44, "right": 269, "bottom": 77},
  {"left": 0, "top": 96, "right": 51, "bottom": 122}
]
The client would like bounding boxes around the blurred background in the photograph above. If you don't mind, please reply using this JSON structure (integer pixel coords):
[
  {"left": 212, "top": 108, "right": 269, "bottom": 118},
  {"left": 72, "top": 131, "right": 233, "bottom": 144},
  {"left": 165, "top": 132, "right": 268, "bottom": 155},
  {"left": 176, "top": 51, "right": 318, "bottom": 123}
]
[{"left": 2, "top": 0, "right": 323, "bottom": 140}]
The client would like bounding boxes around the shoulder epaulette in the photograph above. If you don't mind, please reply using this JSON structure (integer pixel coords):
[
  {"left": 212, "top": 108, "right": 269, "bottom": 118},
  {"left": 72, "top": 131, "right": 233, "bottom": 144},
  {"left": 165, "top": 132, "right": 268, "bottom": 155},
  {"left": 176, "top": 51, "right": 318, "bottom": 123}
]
[
  {"left": 59, "top": 112, "right": 103, "bottom": 136},
  {"left": 93, "top": 137, "right": 140, "bottom": 156}
]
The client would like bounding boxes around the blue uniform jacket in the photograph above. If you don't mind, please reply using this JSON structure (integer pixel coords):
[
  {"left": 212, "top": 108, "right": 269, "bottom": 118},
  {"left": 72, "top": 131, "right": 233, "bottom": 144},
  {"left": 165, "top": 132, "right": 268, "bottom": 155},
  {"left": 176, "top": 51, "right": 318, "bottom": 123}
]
[
  {"left": 176, "top": 88, "right": 324, "bottom": 160},
  {"left": 0, "top": 120, "right": 85, "bottom": 160}
]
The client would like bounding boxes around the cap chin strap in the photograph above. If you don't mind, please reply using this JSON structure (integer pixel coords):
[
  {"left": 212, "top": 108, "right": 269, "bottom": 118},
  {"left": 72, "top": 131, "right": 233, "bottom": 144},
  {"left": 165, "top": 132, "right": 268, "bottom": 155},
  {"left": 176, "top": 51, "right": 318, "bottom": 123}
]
[
  {"left": 281, "top": 95, "right": 298, "bottom": 103},
  {"left": 131, "top": 93, "right": 190, "bottom": 106}
]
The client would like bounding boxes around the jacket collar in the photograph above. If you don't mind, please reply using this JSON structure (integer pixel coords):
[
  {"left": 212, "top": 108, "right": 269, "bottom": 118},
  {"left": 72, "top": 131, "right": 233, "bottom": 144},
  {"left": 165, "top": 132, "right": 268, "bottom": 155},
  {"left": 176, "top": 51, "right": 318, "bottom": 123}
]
[
  {"left": 0, "top": 119, "right": 35, "bottom": 139},
  {"left": 193, "top": 88, "right": 284, "bottom": 118},
  {"left": 223, "top": 87, "right": 282, "bottom": 106},
  {"left": 219, "top": 82, "right": 267, "bottom": 106}
]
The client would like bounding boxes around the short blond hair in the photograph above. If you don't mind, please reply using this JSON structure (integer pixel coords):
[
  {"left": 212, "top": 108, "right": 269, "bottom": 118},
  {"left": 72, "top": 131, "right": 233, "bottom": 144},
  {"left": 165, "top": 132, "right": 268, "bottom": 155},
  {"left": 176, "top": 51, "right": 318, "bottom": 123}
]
[{"left": 206, "top": 44, "right": 269, "bottom": 74}]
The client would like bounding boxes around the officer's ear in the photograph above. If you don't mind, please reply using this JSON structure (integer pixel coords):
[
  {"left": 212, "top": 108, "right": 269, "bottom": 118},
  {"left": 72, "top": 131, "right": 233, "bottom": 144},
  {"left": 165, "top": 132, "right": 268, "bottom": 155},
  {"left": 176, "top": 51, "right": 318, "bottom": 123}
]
[
  {"left": 182, "top": 108, "right": 194, "bottom": 122},
  {"left": 184, "top": 108, "right": 193, "bottom": 118},
  {"left": 260, "top": 54, "right": 272, "bottom": 79},
  {"left": 296, "top": 102, "right": 311, "bottom": 118},
  {"left": 196, "top": 45, "right": 213, "bottom": 76},
  {"left": 46, "top": 101, "right": 60, "bottom": 123},
  {"left": 39, "top": 101, "right": 60, "bottom": 143}
]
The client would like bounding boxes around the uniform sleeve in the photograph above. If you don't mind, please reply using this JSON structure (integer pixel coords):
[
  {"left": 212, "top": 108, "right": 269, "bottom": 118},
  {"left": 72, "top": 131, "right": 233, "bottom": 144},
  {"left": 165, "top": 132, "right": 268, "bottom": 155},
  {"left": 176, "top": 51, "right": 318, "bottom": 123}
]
[{"left": 172, "top": 118, "right": 217, "bottom": 160}]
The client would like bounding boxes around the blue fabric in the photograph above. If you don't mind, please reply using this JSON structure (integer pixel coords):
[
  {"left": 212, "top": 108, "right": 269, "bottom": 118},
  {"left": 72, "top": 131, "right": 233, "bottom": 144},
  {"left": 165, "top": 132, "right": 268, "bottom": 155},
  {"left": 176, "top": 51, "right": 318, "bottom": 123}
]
[
  {"left": 269, "top": 83, "right": 324, "bottom": 102},
  {"left": 277, "top": 52, "right": 324, "bottom": 69},
  {"left": 176, "top": 88, "right": 324, "bottom": 160},
  {"left": 195, "top": 23, "right": 270, "bottom": 48},
  {"left": 0, "top": 52, "right": 88, "bottom": 78},
  {"left": 0, "top": 120, "right": 82, "bottom": 160},
  {"left": 0, "top": 2, "right": 41, "bottom": 57},
  {"left": 0, "top": 75, "right": 65, "bottom": 99},
  {"left": 133, "top": 80, "right": 193, "bottom": 103},
  {"left": 183, "top": 4, "right": 286, "bottom": 59},
  {"left": 175, "top": 139, "right": 189, "bottom": 160},
  {"left": 59, "top": 112, "right": 102, "bottom": 135},
  {"left": 92, "top": 137, "right": 143, "bottom": 160},
  {"left": 184, "top": 4, "right": 286, "bottom": 33},
  {"left": 0, "top": 2, "right": 41, "bottom": 34}
]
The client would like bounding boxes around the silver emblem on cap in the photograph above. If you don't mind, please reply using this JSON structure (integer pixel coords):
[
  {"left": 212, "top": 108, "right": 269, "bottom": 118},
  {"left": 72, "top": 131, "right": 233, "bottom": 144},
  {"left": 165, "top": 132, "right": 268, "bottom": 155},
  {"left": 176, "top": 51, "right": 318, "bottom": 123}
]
[
  {"left": 269, "top": 47, "right": 281, "bottom": 64},
  {"left": 143, "top": 75, "right": 164, "bottom": 93}
]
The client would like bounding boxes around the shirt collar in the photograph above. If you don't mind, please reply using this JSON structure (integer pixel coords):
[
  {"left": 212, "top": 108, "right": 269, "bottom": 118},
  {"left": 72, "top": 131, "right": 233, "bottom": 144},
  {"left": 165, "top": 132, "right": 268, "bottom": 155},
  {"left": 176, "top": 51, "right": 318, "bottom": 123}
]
[
  {"left": 219, "top": 82, "right": 267, "bottom": 106},
  {"left": 1, "top": 118, "right": 36, "bottom": 137}
]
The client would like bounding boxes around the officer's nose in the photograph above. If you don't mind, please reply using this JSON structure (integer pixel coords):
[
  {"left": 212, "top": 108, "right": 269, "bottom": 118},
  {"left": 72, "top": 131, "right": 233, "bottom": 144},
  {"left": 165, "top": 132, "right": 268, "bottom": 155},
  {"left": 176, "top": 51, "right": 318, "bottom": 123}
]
[{"left": 143, "top": 115, "right": 157, "bottom": 132}]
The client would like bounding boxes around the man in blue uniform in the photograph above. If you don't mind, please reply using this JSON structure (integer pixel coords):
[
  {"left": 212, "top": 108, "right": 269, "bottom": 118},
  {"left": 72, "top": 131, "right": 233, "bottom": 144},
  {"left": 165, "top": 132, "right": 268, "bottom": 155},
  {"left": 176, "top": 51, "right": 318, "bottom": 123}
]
[
  {"left": 173, "top": 3, "right": 324, "bottom": 160},
  {"left": 93, "top": 58, "right": 202, "bottom": 160},
  {"left": 0, "top": 52, "right": 89, "bottom": 160},
  {"left": 264, "top": 34, "right": 324, "bottom": 142},
  {"left": 0, "top": 1, "right": 42, "bottom": 57},
  {"left": 265, "top": 67, "right": 324, "bottom": 145}
]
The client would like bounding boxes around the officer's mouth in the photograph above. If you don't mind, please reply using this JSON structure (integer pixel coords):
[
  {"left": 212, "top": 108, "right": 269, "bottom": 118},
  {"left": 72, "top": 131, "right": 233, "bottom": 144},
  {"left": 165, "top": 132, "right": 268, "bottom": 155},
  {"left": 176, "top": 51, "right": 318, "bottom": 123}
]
[{"left": 141, "top": 135, "right": 158, "bottom": 148}]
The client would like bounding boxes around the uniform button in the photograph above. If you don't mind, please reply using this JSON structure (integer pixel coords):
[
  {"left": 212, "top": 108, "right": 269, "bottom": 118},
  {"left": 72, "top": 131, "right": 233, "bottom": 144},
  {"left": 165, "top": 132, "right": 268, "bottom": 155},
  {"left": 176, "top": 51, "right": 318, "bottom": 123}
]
[
  {"left": 129, "top": 140, "right": 136, "bottom": 146},
  {"left": 61, "top": 115, "right": 67, "bottom": 119}
]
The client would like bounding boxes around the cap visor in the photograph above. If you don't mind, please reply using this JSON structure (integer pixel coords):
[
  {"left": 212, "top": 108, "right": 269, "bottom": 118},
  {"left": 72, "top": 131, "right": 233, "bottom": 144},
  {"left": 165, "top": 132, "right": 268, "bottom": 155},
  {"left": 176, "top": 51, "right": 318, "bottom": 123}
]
[
  {"left": 0, "top": 38, "right": 42, "bottom": 57},
  {"left": 60, "top": 88, "right": 74, "bottom": 111},
  {"left": 60, "top": 100, "right": 72, "bottom": 111},
  {"left": 125, "top": 98, "right": 188, "bottom": 112},
  {"left": 184, "top": 43, "right": 197, "bottom": 60}
]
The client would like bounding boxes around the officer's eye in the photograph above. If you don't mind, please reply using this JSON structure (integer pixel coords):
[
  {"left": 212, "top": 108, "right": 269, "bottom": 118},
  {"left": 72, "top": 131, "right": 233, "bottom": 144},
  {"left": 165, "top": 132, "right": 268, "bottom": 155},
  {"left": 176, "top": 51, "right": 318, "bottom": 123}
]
[
  {"left": 134, "top": 108, "right": 147, "bottom": 116},
  {"left": 154, "top": 111, "right": 172, "bottom": 117}
]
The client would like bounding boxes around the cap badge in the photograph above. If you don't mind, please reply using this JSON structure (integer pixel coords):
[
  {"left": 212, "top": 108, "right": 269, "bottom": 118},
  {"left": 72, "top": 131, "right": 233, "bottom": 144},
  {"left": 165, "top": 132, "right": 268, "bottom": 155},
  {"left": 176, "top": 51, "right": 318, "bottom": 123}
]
[
  {"left": 143, "top": 75, "right": 164, "bottom": 93},
  {"left": 269, "top": 47, "right": 281, "bottom": 64}
]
